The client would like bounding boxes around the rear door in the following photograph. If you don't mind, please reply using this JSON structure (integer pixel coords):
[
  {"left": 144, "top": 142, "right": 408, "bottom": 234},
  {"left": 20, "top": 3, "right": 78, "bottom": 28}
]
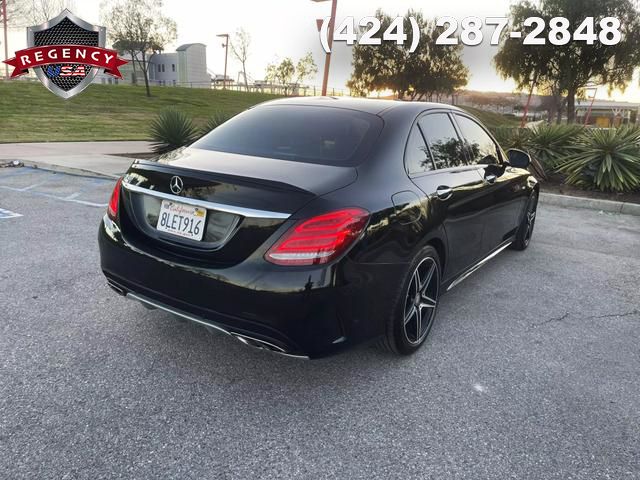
[
  {"left": 452, "top": 113, "right": 528, "bottom": 254},
  {"left": 406, "top": 112, "right": 489, "bottom": 280}
]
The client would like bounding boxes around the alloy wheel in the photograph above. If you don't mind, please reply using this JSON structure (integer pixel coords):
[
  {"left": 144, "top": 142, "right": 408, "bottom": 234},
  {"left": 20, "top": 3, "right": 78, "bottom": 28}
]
[
  {"left": 524, "top": 195, "right": 538, "bottom": 245},
  {"left": 403, "top": 257, "right": 440, "bottom": 345}
]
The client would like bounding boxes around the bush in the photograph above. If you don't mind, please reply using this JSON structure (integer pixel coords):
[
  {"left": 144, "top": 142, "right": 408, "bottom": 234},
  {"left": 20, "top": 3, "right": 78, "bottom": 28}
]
[
  {"left": 200, "top": 111, "right": 234, "bottom": 137},
  {"left": 526, "top": 124, "right": 584, "bottom": 169},
  {"left": 149, "top": 110, "right": 199, "bottom": 154},
  {"left": 557, "top": 127, "right": 640, "bottom": 192},
  {"left": 492, "top": 127, "right": 532, "bottom": 151}
]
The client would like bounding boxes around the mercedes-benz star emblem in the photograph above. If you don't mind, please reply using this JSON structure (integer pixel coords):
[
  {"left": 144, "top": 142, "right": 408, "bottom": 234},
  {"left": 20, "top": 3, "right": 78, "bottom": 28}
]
[{"left": 170, "top": 176, "right": 183, "bottom": 195}]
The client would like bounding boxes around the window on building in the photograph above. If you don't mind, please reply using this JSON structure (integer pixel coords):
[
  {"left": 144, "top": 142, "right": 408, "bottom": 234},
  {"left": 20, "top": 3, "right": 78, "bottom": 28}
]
[
  {"left": 157, "top": 64, "right": 161, "bottom": 73},
  {"left": 161, "top": 64, "right": 165, "bottom": 73},
  {"left": 172, "top": 64, "right": 176, "bottom": 72}
]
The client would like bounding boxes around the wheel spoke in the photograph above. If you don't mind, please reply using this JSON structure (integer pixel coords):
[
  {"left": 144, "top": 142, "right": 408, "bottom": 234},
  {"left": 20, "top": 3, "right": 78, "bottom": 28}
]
[
  {"left": 420, "top": 295, "right": 437, "bottom": 308},
  {"left": 415, "top": 307, "right": 422, "bottom": 341},
  {"left": 412, "top": 269, "right": 421, "bottom": 293},
  {"left": 422, "top": 261, "right": 436, "bottom": 291},
  {"left": 404, "top": 305, "right": 417, "bottom": 326}
]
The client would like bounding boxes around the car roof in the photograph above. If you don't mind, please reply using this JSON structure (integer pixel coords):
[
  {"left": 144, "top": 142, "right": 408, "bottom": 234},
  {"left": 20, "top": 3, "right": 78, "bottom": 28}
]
[{"left": 258, "top": 96, "right": 465, "bottom": 117}]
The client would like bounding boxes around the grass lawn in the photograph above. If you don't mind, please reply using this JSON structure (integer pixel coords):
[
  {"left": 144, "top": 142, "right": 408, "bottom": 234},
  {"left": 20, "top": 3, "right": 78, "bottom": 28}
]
[
  {"left": 0, "top": 82, "right": 280, "bottom": 143},
  {"left": 459, "top": 106, "right": 521, "bottom": 129},
  {"left": 0, "top": 82, "right": 519, "bottom": 142}
]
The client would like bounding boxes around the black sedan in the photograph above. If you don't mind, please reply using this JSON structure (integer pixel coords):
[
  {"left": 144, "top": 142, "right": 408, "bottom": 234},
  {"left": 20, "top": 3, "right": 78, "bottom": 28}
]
[{"left": 99, "top": 97, "right": 538, "bottom": 358}]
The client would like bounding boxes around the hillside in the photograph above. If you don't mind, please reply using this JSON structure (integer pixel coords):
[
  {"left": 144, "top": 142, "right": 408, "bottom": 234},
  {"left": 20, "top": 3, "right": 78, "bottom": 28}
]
[
  {"left": 459, "top": 106, "right": 520, "bottom": 129},
  {"left": 0, "top": 82, "right": 519, "bottom": 142},
  {"left": 0, "top": 82, "right": 280, "bottom": 143}
]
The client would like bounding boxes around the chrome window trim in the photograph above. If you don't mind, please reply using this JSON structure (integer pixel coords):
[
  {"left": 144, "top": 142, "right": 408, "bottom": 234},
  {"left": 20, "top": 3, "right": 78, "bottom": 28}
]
[{"left": 122, "top": 182, "right": 290, "bottom": 219}]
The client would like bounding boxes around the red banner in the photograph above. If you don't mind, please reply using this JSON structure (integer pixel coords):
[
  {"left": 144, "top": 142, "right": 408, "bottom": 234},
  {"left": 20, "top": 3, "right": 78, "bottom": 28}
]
[{"left": 3, "top": 44, "right": 128, "bottom": 79}]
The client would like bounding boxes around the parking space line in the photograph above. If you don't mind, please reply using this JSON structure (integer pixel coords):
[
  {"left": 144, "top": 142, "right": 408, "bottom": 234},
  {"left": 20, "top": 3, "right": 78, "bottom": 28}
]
[
  {"left": 0, "top": 185, "right": 107, "bottom": 208},
  {"left": 0, "top": 207, "right": 22, "bottom": 219}
]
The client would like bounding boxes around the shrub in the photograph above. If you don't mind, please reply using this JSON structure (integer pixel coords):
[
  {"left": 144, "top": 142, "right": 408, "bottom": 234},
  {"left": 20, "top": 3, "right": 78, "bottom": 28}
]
[
  {"left": 200, "top": 111, "right": 234, "bottom": 137},
  {"left": 557, "top": 127, "right": 640, "bottom": 192},
  {"left": 526, "top": 124, "right": 584, "bottom": 169},
  {"left": 149, "top": 110, "right": 199, "bottom": 154},
  {"left": 492, "top": 127, "right": 532, "bottom": 151}
]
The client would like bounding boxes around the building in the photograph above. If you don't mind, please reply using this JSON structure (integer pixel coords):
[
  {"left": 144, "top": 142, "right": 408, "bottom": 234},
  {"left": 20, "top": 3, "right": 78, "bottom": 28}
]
[
  {"left": 95, "top": 43, "right": 209, "bottom": 88},
  {"left": 575, "top": 99, "right": 640, "bottom": 127}
]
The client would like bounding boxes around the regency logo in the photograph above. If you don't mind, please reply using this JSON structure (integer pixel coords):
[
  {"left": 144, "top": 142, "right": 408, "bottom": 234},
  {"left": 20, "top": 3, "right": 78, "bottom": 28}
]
[{"left": 2, "top": 9, "right": 128, "bottom": 99}]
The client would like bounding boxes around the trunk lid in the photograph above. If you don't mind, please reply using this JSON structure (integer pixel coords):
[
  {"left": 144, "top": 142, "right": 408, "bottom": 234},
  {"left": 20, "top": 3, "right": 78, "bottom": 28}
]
[{"left": 118, "top": 147, "right": 357, "bottom": 266}]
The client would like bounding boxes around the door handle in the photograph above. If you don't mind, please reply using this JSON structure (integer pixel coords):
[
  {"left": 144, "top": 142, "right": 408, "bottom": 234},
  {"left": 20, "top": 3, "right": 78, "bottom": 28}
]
[
  {"left": 485, "top": 174, "right": 497, "bottom": 184},
  {"left": 436, "top": 186, "right": 453, "bottom": 201}
]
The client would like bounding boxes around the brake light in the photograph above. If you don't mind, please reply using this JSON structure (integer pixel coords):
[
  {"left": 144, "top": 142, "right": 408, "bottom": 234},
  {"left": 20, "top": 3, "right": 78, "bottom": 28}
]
[
  {"left": 107, "top": 177, "right": 123, "bottom": 221},
  {"left": 265, "top": 208, "right": 369, "bottom": 266}
]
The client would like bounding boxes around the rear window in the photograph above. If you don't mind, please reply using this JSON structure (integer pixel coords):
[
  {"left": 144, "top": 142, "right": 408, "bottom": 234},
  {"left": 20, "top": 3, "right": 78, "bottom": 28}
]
[{"left": 192, "top": 105, "right": 383, "bottom": 166}]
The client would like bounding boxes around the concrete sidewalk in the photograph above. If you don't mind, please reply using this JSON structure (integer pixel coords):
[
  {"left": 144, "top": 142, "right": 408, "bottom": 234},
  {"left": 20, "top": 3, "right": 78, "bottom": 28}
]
[{"left": 0, "top": 141, "right": 153, "bottom": 178}]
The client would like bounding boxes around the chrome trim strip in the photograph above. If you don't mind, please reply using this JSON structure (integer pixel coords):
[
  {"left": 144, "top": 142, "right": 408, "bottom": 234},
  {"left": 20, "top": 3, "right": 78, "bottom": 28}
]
[
  {"left": 125, "top": 291, "right": 309, "bottom": 359},
  {"left": 447, "top": 241, "right": 512, "bottom": 291},
  {"left": 127, "top": 292, "right": 232, "bottom": 336},
  {"left": 122, "top": 182, "right": 291, "bottom": 219}
]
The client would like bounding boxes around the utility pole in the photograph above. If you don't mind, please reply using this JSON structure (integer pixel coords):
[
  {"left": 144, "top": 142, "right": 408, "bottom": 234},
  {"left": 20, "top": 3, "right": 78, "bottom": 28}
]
[
  {"left": 313, "top": 0, "right": 338, "bottom": 96},
  {"left": 217, "top": 33, "right": 229, "bottom": 90},
  {"left": 2, "top": 0, "right": 9, "bottom": 80}
]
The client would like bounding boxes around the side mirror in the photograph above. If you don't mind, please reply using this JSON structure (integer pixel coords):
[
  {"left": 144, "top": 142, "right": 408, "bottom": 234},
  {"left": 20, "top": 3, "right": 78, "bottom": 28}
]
[{"left": 507, "top": 149, "right": 531, "bottom": 169}]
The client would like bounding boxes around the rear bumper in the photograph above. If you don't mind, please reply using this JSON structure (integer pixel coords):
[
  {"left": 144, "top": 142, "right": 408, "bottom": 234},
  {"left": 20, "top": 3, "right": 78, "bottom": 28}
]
[{"left": 99, "top": 217, "right": 404, "bottom": 358}]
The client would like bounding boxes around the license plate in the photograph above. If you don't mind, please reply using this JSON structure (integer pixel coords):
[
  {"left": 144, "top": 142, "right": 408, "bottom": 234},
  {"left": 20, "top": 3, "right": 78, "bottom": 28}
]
[{"left": 157, "top": 200, "right": 207, "bottom": 241}]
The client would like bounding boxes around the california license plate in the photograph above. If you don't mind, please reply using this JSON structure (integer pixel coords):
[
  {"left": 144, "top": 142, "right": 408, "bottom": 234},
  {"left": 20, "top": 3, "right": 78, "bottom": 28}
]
[{"left": 157, "top": 200, "right": 207, "bottom": 241}]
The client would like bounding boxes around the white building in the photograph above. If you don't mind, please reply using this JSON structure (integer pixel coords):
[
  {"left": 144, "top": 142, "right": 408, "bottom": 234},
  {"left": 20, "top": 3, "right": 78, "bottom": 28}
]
[{"left": 95, "top": 43, "right": 210, "bottom": 88}]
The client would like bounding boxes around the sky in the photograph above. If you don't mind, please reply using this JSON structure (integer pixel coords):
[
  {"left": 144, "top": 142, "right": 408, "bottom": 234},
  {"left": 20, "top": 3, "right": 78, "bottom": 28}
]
[{"left": 4, "top": 0, "right": 640, "bottom": 102}]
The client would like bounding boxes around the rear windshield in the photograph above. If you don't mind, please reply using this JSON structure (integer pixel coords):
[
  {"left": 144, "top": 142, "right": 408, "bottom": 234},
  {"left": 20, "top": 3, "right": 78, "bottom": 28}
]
[{"left": 192, "top": 105, "right": 383, "bottom": 166}]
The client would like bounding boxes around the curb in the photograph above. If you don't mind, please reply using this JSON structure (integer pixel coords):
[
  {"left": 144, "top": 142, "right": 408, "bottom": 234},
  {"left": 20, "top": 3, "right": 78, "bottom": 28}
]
[
  {"left": 20, "top": 160, "right": 120, "bottom": 180},
  {"left": 540, "top": 192, "right": 640, "bottom": 217}
]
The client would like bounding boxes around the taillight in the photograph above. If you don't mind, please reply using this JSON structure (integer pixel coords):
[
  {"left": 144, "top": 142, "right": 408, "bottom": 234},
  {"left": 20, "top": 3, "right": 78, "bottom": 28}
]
[
  {"left": 265, "top": 208, "right": 369, "bottom": 266},
  {"left": 107, "top": 177, "right": 123, "bottom": 221}
]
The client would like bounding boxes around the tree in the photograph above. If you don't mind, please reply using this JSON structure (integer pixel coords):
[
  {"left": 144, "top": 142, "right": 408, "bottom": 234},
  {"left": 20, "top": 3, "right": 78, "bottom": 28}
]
[
  {"left": 347, "top": 10, "right": 468, "bottom": 99},
  {"left": 230, "top": 28, "right": 250, "bottom": 90},
  {"left": 265, "top": 53, "right": 316, "bottom": 95},
  {"left": 101, "top": 0, "right": 176, "bottom": 97},
  {"left": 495, "top": 0, "right": 640, "bottom": 123},
  {"left": 295, "top": 52, "right": 317, "bottom": 86}
]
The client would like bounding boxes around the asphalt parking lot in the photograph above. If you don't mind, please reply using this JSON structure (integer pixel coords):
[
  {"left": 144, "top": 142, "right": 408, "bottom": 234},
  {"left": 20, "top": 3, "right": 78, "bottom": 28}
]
[{"left": 1, "top": 167, "right": 639, "bottom": 479}]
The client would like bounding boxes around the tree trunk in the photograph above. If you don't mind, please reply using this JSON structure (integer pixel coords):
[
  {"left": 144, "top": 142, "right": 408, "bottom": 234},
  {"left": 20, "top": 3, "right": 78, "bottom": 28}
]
[
  {"left": 139, "top": 51, "right": 151, "bottom": 97},
  {"left": 242, "top": 61, "right": 249, "bottom": 90},
  {"left": 129, "top": 51, "right": 138, "bottom": 85},
  {"left": 566, "top": 88, "right": 577, "bottom": 124}
]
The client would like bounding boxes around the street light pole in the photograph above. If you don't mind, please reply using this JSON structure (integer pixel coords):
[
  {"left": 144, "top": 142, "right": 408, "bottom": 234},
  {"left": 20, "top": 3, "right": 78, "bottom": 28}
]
[
  {"left": 313, "top": 0, "right": 338, "bottom": 96},
  {"left": 2, "top": 0, "right": 9, "bottom": 80},
  {"left": 217, "top": 33, "right": 229, "bottom": 90}
]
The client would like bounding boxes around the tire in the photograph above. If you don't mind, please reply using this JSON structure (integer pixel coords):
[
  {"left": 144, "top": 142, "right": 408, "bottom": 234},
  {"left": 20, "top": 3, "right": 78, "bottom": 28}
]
[
  {"left": 378, "top": 245, "right": 441, "bottom": 355},
  {"left": 511, "top": 191, "right": 538, "bottom": 251}
]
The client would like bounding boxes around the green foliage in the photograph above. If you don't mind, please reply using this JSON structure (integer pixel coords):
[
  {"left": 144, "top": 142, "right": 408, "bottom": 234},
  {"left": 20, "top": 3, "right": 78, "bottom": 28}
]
[
  {"left": 460, "top": 107, "right": 520, "bottom": 130},
  {"left": 492, "top": 127, "right": 532, "bottom": 151},
  {"left": 526, "top": 124, "right": 584, "bottom": 168},
  {"left": 347, "top": 10, "right": 468, "bottom": 99},
  {"left": 265, "top": 53, "right": 317, "bottom": 95},
  {"left": 557, "top": 127, "right": 640, "bottom": 192},
  {"left": 495, "top": 0, "right": 640, "bottom": 122},
  {"left": 201, "top": 111, "right": 234, "bottom": 136},
  {"left": 149, "top": 110, "right": 199, "bottom": 154},
  {"left": 0, "top": 82, "right": 279, "bottom": 142}
]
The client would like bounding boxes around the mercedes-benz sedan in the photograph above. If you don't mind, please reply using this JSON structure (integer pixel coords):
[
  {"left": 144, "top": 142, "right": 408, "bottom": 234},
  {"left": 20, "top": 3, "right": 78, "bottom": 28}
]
[{"left": 99, "top": 97, "right": 538, "bottom": 358}]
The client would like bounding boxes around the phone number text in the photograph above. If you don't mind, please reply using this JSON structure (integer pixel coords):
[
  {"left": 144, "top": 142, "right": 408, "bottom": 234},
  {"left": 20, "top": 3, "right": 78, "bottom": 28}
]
[{"left": 320, "top": 16, "right": 622, "bottom": 52}]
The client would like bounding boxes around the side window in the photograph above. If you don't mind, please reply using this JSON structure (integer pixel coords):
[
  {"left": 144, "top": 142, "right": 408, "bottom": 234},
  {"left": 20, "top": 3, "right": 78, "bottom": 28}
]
[
  {"left": 418, "top": 114, "right": 466, "bottom": 169},
  {"left": 405, "top": 125, "right": 434, "bottom": 175},
  {"left": 455, "top": 115, "right": 500, "bottom": 165}
]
